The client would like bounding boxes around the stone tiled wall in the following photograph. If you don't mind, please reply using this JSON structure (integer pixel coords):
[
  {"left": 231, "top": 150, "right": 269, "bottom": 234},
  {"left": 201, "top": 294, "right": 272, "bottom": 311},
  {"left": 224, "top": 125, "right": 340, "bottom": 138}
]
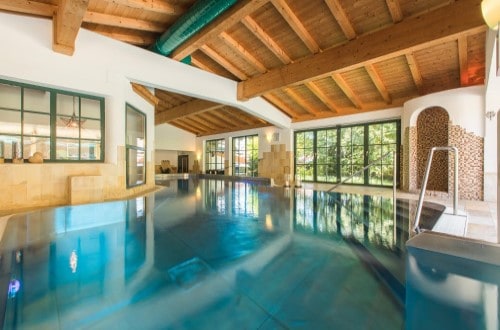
[
  {"left": 0, "top": 146, "right": 156, "bottom": 212},
  {"left": 404, "top": 110, "right": 484, "bottom": 200},
  {"left": 258, "top": 144, "right": 293, "bottom": 186},
  {"left": 416, "top": 108, "right": 449, "bottom": 192},
  {"left": 449, "top": 125, "right": 484, "bottom": 200}
]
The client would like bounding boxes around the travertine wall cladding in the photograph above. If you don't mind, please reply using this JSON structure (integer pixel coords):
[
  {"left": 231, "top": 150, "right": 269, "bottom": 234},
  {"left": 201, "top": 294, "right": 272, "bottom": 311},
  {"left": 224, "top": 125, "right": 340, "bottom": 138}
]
[
  {"left": 0, "top": 146, "right": 156, "bottom": 212},
  {"left": 258, "top": 144, "right": 293, "bottom": 186},
  {"left": 416, "top": 108, "right": 449, "bottom": 192}
]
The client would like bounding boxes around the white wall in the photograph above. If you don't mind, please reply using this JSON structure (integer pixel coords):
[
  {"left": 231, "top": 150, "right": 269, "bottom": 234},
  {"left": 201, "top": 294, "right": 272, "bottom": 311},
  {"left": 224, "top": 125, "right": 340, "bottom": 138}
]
[
  {"left": 291, "top": 107, "right": 403, "bottom": 131},
  {"left": 195, "top": 125, "right": 287, "bottom": 173},
  {"left": 0, "top": 12, "right": 155, "bottom": 165},
  {"left": 403, "top": 86, "right": 485, "bottom": 137},
  {"left": 155, "top": 123, "right": 196, "bottom": 151}
]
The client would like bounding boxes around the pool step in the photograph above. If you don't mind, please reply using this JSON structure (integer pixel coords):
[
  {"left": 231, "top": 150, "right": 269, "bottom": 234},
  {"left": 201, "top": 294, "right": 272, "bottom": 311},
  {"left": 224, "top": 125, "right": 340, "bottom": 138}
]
[{"left": 430, "top": 207, "right": 468, "bottom": 237}]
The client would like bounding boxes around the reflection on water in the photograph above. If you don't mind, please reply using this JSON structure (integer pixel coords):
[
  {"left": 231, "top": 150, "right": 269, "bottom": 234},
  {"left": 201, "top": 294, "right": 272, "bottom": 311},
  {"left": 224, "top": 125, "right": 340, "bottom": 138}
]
[{"left": 0, "top": 179, "right": 442, "bottom": 329}]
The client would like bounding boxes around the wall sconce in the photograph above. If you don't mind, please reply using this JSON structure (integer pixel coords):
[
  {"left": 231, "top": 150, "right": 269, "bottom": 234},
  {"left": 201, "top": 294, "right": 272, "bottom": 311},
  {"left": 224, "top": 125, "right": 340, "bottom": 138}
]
[
  {"left": 486, "top": 110, "right": 497, "bottom": 121},
  {"left": 481, "top": 0, "right": 500, "bottom": 30}
]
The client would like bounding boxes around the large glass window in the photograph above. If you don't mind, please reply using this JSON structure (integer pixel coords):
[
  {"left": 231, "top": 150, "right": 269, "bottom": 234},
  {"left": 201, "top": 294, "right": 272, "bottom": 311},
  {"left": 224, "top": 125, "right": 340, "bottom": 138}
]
[
  {"left": 0, "top": 80, "right": 104, "bottom": 162},
  {"left": 126, "top": 104, "right": 146, "bottom": 188},
  {"left": 368, "top": 122, "right": 398, "bottom": 185},
  {"left": 295, "top": 131, "right": 314, "bottom": 181},
  {"left": 232, "top": 135, "right": 258, "bottom": 177},
  {"left": 205, "top": 138, "right": 225, "bottom": 174},
  {"left": 294, "top": 120, "right": 399, "bottom": 187}
]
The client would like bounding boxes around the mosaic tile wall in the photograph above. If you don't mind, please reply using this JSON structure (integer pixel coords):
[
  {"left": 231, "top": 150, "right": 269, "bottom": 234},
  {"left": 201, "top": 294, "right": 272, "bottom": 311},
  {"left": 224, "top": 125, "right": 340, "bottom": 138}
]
[
  {"left": 404, "top": 109, "right": 484, "bottom": 200},
  {"left": 416, "top": 108, "right": 449, "bottom": 192}
]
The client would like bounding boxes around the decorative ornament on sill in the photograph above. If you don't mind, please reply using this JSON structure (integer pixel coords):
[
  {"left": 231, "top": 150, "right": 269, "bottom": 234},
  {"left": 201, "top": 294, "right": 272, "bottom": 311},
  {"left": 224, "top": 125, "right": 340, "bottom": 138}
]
[
  {"left": 0, "top": 141, "right": 4, "bottom": 164},
  {"left": 60, "top": 96, "right": 86, "bottom": 128}
]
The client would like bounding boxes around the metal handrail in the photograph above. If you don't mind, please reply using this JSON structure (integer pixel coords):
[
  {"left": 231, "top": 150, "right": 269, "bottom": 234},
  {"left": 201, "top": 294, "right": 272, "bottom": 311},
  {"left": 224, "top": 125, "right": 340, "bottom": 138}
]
[
  {"left": 327, "top": 150, "right": 396, "bottom": 193},
  {"left": 413, "top": 146, "right": 459, "bottom": 233}
]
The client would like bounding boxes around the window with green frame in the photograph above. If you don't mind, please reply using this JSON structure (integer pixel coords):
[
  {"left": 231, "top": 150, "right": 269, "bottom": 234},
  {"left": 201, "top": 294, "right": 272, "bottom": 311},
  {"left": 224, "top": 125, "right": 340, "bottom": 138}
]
[
  {"left": 126, "top": 104, "right": 146, "bottom": 188},
  {"left": 205, "top": 138, "right": 225, "bottom": 174},
  {"left": 294, "top": 120, "right": 400, "bottom": 187},
  {"left": 232, "top": 135, "right": 258, "bottom": 177},
  {"left": 0, "top": 79, "right": 104, "bottom": 161}
]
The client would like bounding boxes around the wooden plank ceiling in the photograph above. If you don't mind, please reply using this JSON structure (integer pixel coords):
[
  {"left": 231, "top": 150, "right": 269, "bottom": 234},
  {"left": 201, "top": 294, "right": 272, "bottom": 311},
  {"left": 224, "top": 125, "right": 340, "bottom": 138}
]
[{"left": 1, "top": 0, "right": 487, "bottom": 136}]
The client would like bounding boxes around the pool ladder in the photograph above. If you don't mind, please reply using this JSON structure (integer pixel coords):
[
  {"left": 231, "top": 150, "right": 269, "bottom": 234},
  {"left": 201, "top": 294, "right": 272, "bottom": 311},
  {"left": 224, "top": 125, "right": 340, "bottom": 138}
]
[{"left": 413, "top": 146, "right": 459, "bottom": 233}]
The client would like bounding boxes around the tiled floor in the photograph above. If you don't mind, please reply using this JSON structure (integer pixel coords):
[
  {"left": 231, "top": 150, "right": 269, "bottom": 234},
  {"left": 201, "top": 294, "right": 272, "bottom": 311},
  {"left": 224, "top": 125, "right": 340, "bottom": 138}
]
[{"left": 302, "top": 183, "right": 499, "bottom": 244}]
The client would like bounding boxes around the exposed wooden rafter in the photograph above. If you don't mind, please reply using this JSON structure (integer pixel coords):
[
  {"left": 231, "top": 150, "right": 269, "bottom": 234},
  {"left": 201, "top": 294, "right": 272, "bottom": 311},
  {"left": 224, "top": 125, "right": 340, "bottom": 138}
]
[
  {"left": 171, "top": 0, "right": 270, "bottom": 61},
  {"left": 271, "top": 0, "right": 320, "bottom": 53},
  {"left": 53, "top": 0, "right": 89, "bottom": 55},
  {"left": 131, "top": 83, "right": 160, "bottom": 106},
  {"left": 304, "top": 81, "right": 338, "bottom": 113},
  {"left": 103, "top": 0, "right": 185, "bottom": 15},
  {"left": 283, "top": 87, "right": 320, "bottom": 115},
  {"left": 386, "top": 0, "right": 403, "bottom": 23},
  {"left": 83, "top": 11, "right": 166, "bottom": 32},
  {"left": 458, "top": 35, "right": 469, "bottom": 86},
  {"left": 237, "top": 0, "right": 485, "bottom": 100},
  {"left": 365, "top": 64, "right": 392, "bottom": 104},
  {"left": 200, "top": 45, "right": 247, "bottom": 80},
  {"left": 331, "top": 73, "right": 363, "bottom": 109},
  {"left": 242, "top": 15, "right": 292, "bottom": 64},
  {"left": 405, "top": 53, "right": 424, "bottom": 94},
  {"left": 324, "top": 0, "right": 356, "bottom": 40},
  {"left": 219, "top": 31, "right": 267, "bottom": 73},
  {"left": 155, "top": 99, "right": 224, "bottom": 124}
]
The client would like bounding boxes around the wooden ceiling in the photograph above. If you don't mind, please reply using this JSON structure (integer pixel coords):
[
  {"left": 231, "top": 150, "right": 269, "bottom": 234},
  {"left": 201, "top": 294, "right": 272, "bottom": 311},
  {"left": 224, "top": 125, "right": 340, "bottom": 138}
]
[{"left": 0, "top": 0, "right": 488, "bottom": 136}]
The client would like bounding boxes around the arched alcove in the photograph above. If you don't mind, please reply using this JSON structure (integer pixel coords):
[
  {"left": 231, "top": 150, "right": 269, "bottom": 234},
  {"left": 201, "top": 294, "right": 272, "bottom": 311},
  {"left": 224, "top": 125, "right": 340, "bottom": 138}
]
[{"left": 416, "top": 107, "right": 449, "bottom": 192}]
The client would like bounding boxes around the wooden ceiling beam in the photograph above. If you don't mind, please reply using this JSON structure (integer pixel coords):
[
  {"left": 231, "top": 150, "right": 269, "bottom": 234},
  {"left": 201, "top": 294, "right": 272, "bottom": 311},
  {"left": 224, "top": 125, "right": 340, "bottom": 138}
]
[
  {"left": 176, "top": 117, "right": 211, "bottom": 134},
  {"left": 365, "top": 64, "right": 392, "bottom": 104},
  {"left": 271, "top": 0, "right": 320, "bottom": 53},
  {"left": 53, "top": 0, "right": 89, "bottom": 55},
  {"left": 219, "top": 108, "right": 252, "bottom": 126},
  {"left": 196, "top": 122, "right": 269, "bottom": 137},
  {"left": 386, "top": 0, "right": 403, "bottom": 23},
  {"left": 242, "top": 16, "right": 292, "bottom": 64},
  {"left": 208, "top": 110, "right": 240, "bottom": 128},
  {"left": 0, "top": 1, "right": 55, "bottom": 17},
  {"left": 405, "top": 53, "right": 424, "bottom": 94},
  {"left": 83, "top": 11, "right": 166, "bottom": 33},
  {"left": 131, "top": 83, "right": 159, "bottom": 106},
  {"left": 102, "top": 0, "right": 184, "bottom": 15},
  {"left": 305, "top": 81, "right": 339, "bottom": 113},
  {"left": 188, "top": 116, "right": 220, "bottom": 131},
  {"left": 200, "top": 45, "right": 248, "bottom": 80},
  {"left": 196, "top": 113, "right": 228, "bottom": 129},
  {"left": 283, "top": 87, "right": 320, "bottom": 115},
  {"left": 324, "top": 0, "right": 356, "bottom": 40},
  {"left": 458, "top": 35, "right": 469, "bottom": 86},
  {"left": 171, "top": 0, "right": 270, "bottom": 60},
  {"left": 263, "top": 93, "right": 298, "bottom": 118},
  {"left": 219, "top": 31, "right": 267, "bottom": 73},
  {"left": 169, "top": 120, "right": 200, "bottom": 135},
  {"left": 237, "top": 0, "right": 486, "bottom": 100},
  {"left": 155, "top": 99, "right": 224, "bottom": 124},
  {"left": 190, "top": 55, "right": 215, "bottom": 73},
  {"left": 331, "top": 73, "right": 363, "bottom": 109},
  {"left": 92, "top": 30, "right": 156, "bottom": 46}
]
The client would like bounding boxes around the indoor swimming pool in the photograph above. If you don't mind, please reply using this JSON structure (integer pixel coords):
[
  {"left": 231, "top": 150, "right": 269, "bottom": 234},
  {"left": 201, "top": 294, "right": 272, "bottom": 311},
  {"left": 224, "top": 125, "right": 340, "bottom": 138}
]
[{"left": 0, "top": 178, "right": 497, "bottom": 329}]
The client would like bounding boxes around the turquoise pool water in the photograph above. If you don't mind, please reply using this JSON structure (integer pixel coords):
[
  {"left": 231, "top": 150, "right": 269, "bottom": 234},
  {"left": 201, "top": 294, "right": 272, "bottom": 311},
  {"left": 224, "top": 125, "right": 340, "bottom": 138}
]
[{"left": 0, "top": 178, "right": 462, "bottom": 329}]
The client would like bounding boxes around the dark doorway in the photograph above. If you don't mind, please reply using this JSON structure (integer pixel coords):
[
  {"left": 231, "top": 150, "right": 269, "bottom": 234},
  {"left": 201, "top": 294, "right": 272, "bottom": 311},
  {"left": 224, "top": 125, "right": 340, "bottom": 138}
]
[{"left": 178, "top": 155, "right": 189, "bottom": 173}]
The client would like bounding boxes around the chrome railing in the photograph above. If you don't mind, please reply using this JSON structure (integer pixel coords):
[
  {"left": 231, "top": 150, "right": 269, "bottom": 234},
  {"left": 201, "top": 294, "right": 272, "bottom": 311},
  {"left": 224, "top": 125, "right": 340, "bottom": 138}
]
[
  {"left": 413, "top": 146, "right": 459, "bottom": 233},
  {"left": 327, "top": 151, "right": 397, "bottom": 217}
]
